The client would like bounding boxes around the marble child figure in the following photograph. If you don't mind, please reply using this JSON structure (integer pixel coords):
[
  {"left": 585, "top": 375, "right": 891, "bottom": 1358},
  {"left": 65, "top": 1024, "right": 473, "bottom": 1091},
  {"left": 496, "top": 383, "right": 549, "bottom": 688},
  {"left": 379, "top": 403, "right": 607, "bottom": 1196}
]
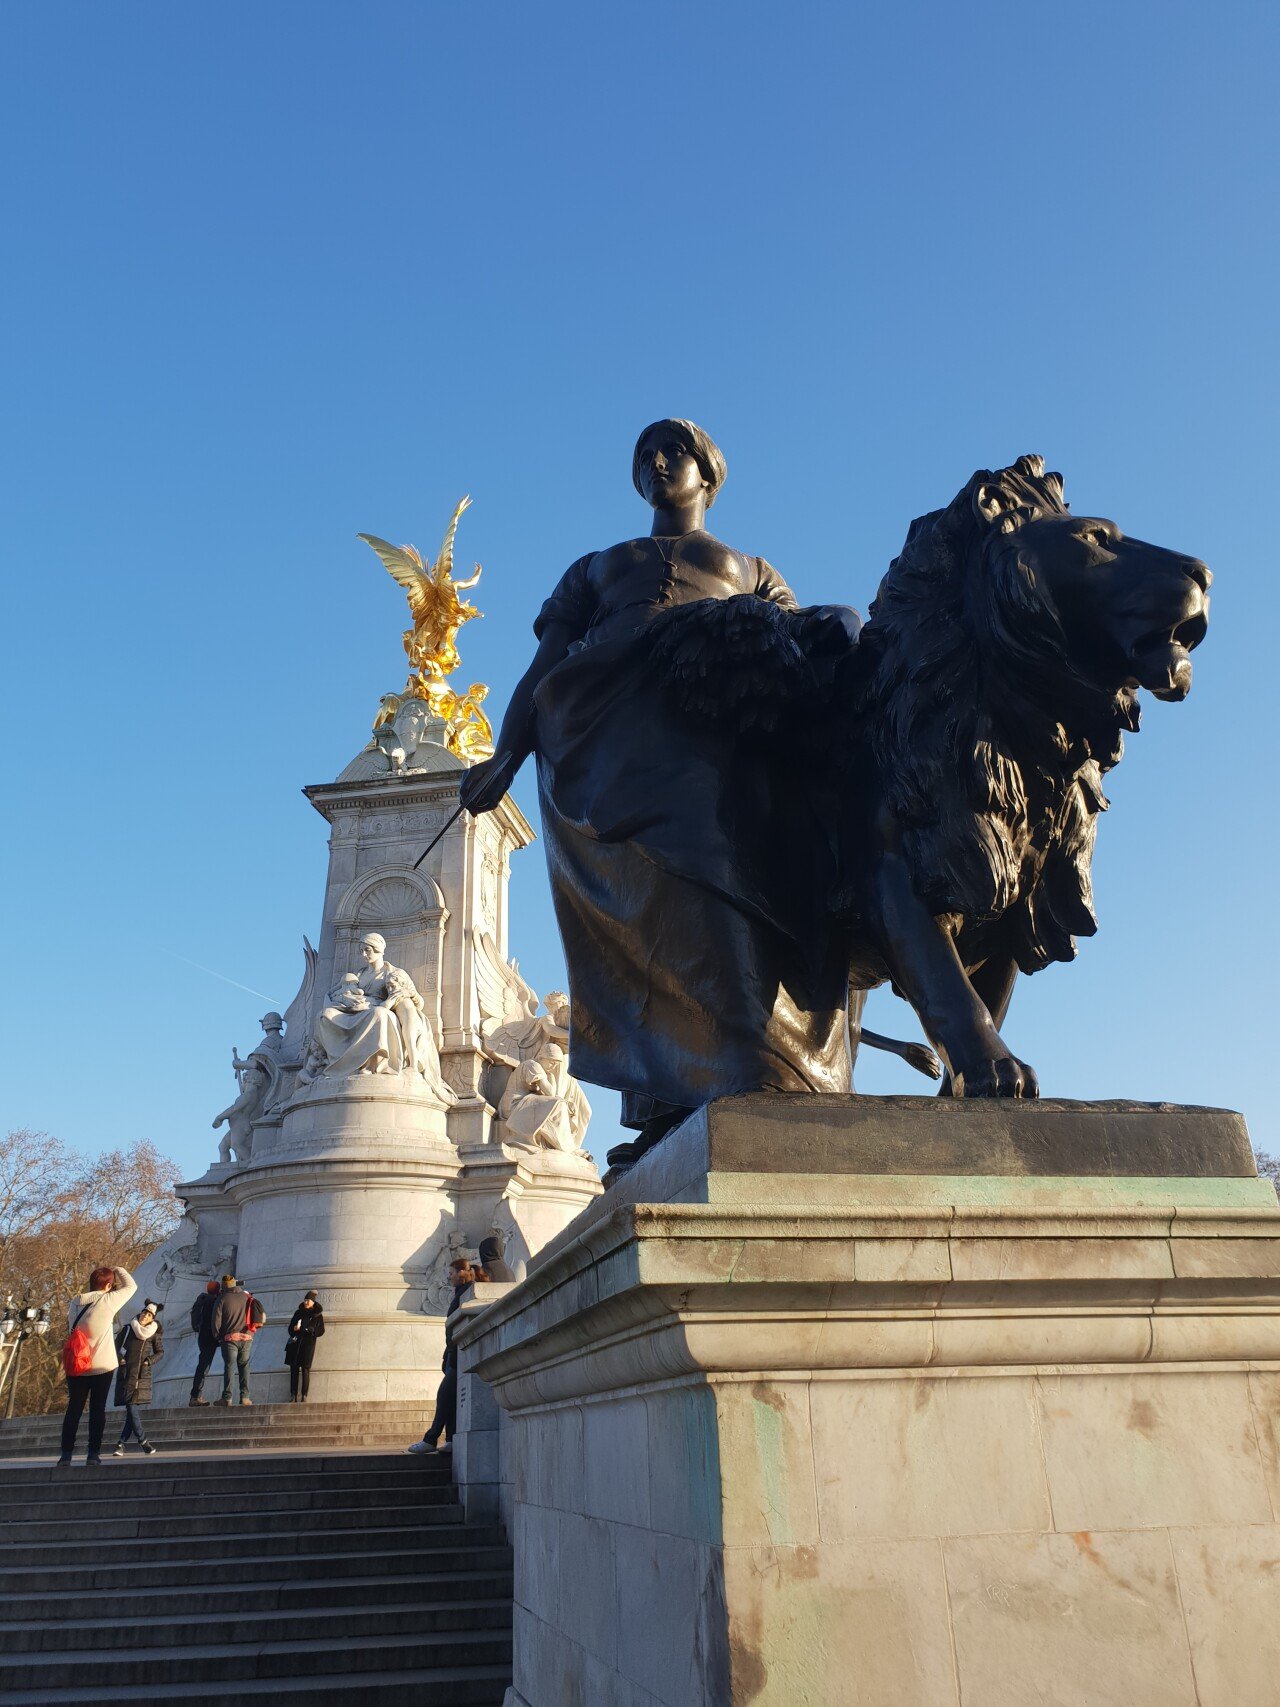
[{"left": 460, "top": 419, "right": 861, "bottom": 1165}]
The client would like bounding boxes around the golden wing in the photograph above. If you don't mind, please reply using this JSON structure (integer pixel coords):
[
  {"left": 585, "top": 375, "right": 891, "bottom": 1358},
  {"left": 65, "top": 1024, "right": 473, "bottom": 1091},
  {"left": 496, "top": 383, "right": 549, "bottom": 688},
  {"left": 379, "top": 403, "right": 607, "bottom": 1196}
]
[
  {"left": 431, "top": 496, "right": 473, "bottom": 587},
  {"left": 358, "top": 534, "right": 432, "bottom": 618}
]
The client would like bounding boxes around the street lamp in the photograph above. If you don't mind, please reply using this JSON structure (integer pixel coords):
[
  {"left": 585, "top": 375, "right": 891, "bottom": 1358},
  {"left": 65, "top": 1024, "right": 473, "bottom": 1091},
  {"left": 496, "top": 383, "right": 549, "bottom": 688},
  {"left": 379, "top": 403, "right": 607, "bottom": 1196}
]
[{"left": 0, "top": 1301, "right": 51, "bottom": 1421}]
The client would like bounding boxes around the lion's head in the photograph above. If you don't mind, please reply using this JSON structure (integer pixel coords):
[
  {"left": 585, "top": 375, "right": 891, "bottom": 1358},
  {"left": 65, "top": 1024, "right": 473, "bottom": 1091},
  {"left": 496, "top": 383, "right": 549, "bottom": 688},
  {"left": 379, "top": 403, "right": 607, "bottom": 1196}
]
[{"left": 853, "top": 455, "right": 1211, "bottom": 972}]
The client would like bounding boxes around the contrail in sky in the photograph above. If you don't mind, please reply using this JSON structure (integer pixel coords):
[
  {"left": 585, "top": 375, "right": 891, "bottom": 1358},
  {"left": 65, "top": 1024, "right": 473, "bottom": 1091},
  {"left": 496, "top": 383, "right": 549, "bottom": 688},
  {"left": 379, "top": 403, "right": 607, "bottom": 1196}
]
[{"left": 160, "top": 948, "right": 279, "bottom": 1006}]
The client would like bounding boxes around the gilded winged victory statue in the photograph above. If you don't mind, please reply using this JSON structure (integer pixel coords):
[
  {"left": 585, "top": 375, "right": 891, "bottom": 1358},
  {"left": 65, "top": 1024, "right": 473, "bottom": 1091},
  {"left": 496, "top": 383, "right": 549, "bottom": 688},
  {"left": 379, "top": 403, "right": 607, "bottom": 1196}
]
[{"left": 359, "top": 496, "right": 494, "bottom": 762}]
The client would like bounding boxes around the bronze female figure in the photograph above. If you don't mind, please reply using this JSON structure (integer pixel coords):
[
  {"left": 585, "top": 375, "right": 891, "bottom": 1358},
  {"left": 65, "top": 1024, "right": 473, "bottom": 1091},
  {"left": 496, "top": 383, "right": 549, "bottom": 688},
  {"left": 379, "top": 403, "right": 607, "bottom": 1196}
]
[{"left": 461, "top": 419, "right": 860, "bottom": 1160}]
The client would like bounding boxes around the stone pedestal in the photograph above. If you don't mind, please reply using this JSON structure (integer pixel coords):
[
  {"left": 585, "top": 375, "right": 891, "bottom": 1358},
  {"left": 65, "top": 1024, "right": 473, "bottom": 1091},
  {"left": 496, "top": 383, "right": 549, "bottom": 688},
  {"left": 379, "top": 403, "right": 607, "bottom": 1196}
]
[{"left": 456, "top": 1094, "right": 1280, "bottom": 1707}]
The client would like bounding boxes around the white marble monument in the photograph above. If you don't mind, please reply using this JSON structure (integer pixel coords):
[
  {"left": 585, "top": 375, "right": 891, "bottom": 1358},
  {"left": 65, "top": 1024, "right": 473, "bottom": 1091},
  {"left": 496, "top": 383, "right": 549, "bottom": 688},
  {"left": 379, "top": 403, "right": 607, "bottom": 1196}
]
[{"left": 138, "top": 500, "right": 601, "bottom": 1404}]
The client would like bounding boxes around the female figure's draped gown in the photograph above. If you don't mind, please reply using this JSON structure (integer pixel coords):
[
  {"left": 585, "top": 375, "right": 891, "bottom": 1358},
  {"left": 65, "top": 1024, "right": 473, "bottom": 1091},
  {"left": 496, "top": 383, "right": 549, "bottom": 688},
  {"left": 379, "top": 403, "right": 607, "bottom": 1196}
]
[
  {"left": 532, "top": 544, "right": 853, "bottom": 1126},
  {"left": 312, "top": 965, "right": 406, "bottom": 1077}
]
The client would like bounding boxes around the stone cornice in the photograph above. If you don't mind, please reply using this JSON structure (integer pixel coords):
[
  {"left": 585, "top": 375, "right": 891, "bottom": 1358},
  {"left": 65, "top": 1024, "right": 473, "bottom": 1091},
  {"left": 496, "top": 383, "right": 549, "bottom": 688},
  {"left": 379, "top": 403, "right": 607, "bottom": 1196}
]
[
  {"left": 458, "top": 1195, "right": 1280, "bottom": 1408},
  {"left": 303, "top": 775, "right": 535, "bottom": 847}
]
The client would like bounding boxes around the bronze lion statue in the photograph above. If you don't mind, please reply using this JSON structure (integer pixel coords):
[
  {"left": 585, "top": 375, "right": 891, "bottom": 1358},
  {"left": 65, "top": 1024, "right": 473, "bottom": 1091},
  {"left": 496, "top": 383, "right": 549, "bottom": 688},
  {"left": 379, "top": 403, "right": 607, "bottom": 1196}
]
[{"left": 836, "top": 454, "right": 1211, "bottom": 1097}]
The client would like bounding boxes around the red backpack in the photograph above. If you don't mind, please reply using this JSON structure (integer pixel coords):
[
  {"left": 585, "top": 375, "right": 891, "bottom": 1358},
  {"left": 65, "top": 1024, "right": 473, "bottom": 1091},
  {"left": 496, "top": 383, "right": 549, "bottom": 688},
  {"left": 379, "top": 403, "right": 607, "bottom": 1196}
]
[{"left": 62, "top": 1298, "right": 99, "bottom": 1377}]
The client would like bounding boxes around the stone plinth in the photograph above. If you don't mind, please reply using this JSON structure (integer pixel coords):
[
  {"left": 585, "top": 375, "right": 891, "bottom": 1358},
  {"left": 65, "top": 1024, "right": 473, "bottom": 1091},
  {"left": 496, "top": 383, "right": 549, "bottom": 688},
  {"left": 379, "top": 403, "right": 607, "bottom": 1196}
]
[{"left": 456, "top": 1095, "right": 1280, "bottom": 1707}]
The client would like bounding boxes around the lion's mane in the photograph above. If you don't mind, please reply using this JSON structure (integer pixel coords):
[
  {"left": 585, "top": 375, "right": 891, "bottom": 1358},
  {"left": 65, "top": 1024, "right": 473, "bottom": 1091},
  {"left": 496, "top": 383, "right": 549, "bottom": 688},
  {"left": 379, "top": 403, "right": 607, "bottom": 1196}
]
[{"left": 852, "top": 455, "right": 1141, "bottom": 973}]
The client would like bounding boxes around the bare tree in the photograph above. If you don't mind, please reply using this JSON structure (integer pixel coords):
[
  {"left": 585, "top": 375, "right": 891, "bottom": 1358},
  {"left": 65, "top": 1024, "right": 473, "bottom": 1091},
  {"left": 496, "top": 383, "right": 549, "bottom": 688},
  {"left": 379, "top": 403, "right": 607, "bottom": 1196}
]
[
  {"left": 1, "top": 1132, "right": 182, "bottom": 1417},
  {"left": 1256, "top": 1149, "right": 1280, "bottom": 1184},
  {"left": 0, "top": 1129, "right": 72, "bottom": 1288}
]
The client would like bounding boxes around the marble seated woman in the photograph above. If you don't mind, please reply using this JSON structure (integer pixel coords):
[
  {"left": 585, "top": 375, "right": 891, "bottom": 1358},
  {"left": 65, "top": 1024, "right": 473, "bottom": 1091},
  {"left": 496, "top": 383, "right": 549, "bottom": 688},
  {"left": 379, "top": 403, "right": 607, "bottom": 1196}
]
[
  {"left": 497, "top": 1057, "right": 576, "bottom": 1153},
  {"left": 306, "top": 932, "right": 449, "bottom": 1095},
  {"left": 460, "top": 418, "right": 861, "bottom": 1168}
]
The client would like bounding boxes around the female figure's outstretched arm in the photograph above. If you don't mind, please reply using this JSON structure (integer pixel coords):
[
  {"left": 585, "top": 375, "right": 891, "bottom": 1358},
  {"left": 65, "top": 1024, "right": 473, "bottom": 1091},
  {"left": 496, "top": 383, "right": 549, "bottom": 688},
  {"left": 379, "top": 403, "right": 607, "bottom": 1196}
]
[{"left": 459, "top": 618, "right": 576, "bottom": 815}]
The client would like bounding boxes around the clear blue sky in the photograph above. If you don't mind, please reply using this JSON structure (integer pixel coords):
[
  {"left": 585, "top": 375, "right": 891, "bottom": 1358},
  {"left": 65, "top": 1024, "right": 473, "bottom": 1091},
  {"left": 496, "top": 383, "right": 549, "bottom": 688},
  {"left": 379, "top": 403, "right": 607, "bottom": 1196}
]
[{"left": 2, "top": 2, "right": 1276, "bottom": 1177}]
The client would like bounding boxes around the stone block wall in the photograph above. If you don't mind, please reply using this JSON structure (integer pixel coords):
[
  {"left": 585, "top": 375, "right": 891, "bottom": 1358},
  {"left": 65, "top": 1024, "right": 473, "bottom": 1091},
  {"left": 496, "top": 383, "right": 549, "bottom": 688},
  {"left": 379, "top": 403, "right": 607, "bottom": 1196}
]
[{"left": 503, "top": 1385, "right": 729, "bottom": 1707}]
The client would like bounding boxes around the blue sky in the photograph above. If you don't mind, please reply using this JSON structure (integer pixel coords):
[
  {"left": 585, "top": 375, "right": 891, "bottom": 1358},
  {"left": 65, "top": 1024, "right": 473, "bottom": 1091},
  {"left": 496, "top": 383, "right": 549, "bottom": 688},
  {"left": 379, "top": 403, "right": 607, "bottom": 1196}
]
[{"left": 2, "top": 2, "right": 1276, "bottom": 1176}]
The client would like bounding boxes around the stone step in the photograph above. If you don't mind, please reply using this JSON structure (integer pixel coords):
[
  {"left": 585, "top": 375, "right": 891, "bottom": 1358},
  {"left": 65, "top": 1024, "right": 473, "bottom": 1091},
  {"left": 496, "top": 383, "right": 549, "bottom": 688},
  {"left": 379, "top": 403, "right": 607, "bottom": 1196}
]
[
  {"left": 5, "top": 1412, "right": 427, "bottom": 1430},
  {"left": 0, "top": 1420, "right": 512, "bottom": 1704},
  {"left": 0, "top": 1539, "right": 513, "bottom": 1595},
  {"left": 0, "top": 1451, "right": 438, "bottom": 1484},
  {"left": 0, "top": 1473, "right": 451, "bottom": 1514},
  {"left": 0, "top": 1570, "right": 516, "bottom": 1629},
  {"left": 2, "top": 1415, "right": 427, "bottom": 1429},
  {"left": 0, "top": 1479, "right": 455, "bottom": 1523},
  {"left": 1, "top": 1399, "right": 429, "bottom": 1425},
  {"left": 0, "top": 1627, "right": 513, "bottom": 1691},
  {"left": 3, "top": 1497, "right": 466, "bottom": 1542},
  {"left": 0, "top": 1518, "right": 504, "bottom": 1569},
  {"left": 0, "top": 1596, "right": 514, "bottom": 1654},
  {"left": 3, "top": 1405, "right": 428, "bottom": 1427},
  {"left": 0, "top": 1426, "right": 429, "bottom": 1456},
  {"left": 0, "top": 1661, "right": 511, "bottom": 1705},
  {"left": 0, "top": 1405, "right": 432, "bottom": 1456}
]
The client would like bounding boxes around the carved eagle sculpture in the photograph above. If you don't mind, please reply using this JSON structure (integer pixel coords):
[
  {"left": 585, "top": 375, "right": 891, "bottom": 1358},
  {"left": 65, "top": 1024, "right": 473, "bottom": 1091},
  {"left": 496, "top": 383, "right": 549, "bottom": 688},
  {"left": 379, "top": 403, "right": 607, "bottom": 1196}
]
[{"left": 358, "top": 496, "right": 483, "bottom": 687}]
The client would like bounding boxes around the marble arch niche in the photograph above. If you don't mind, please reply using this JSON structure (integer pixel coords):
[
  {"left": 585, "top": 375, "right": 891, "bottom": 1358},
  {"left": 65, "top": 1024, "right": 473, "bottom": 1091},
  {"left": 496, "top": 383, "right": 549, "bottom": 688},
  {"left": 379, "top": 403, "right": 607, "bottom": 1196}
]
[{"left": 333, "top": 868, "right": 448, "bottom": 1039}]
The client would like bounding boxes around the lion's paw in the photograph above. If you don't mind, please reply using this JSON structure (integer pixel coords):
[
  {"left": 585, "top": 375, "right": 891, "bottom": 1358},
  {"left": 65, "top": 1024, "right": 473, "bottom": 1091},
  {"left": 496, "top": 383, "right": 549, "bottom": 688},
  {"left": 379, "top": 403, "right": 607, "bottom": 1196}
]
[{"left": 955, "top": 1054, "right": 1040, "bottom": 1100}]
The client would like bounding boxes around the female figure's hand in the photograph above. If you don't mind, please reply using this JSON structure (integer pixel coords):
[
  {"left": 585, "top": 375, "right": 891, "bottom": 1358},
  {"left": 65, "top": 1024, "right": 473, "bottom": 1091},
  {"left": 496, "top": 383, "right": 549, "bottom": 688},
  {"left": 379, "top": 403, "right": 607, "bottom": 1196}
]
[
  {"left": 459, "top": 750, "right": 521, "bottom": 815},
  {"left": 801, "top": 604, "right": 862, "bottom": 655}
]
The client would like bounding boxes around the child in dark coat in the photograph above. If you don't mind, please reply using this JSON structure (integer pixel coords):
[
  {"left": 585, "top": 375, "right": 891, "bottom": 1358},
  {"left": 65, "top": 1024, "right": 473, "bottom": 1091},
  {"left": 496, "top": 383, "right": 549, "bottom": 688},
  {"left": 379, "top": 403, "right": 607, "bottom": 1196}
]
[{"left": 114, "top": 1301, "right": 164, "bottom": 1455}]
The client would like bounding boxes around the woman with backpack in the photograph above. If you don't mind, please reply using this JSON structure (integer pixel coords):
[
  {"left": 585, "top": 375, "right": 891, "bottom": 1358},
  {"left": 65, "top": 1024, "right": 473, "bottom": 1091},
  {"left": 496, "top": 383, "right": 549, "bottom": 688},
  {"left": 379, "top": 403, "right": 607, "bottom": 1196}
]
[
  {"left": 113, "top": 1300, "right": 164, "bottom": 1455},
  {"left": 57, "top": 1264, "right": 137, "bottom": 1467},
  {"left": 285, "top": 1291, "right": 325, "bottom": 1401}
]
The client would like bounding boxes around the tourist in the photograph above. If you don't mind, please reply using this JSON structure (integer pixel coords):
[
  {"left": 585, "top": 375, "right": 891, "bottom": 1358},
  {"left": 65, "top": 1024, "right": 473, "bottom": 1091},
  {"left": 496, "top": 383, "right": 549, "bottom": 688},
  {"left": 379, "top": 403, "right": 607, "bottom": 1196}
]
[
  {"left": 407, "top": 1256, "right": 475, "bottom": 1455},
  {"left": 211, "top": 1273, "right": 263, "bottom": 1406},
  {"left": 188, "top": 1280, "right": 220, "bottom": 1406},
  {"left": 286, "top": 1290, "right": 325, "bottom": 1402},
  {"left": 478, "top": 1233, "right": 516, "bottom": 1283},
  {"left": 113, "top": 1300, "right": 164, "bottom": 1456},
  {"left": 57, "top": 1263, "right": 137, "bottom": 1467}
]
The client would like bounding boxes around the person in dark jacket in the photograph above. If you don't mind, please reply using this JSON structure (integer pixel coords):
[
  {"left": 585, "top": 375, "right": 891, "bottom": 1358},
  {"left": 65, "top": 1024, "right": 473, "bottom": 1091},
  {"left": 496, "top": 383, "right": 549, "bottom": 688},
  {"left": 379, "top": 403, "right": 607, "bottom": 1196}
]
[
  {"left": 407, "top": 1257, "right": 476, "bottom": 1455},
  {"left": 113, "top": 1301, "right": 164, "bottom": 1455},
  {"left": 188, "top": 1280, "right": 220, "bottom": 1406},
  {"left": 478, "top": 1234, "right": 516, "bottom": 1283},
  {"left": 286, "top": 1291, "right": 325, "bottom": 1401},
  {"left": 211, "top": 1274, "right": 258, "bottom": 1406}
]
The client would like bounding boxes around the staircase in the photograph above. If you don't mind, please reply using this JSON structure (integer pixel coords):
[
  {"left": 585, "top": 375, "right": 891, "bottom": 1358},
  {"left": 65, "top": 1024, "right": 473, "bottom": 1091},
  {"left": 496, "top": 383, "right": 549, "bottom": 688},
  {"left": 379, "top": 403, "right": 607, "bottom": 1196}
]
[
  {"left": 0, "top": 1399, "right": 430, "bottom": 1459},
  {"left": 0, "top": 1441, "right": 513, "bottom": 1703}
]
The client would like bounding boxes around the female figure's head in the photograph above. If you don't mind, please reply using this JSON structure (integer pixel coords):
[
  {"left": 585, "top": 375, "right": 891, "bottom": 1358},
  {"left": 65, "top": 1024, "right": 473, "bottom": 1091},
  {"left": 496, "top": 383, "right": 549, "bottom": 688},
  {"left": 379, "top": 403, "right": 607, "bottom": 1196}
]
[
  {"left": 632, "top": 419, "right": 726, "bottom": 515},
  {"left": 302, "top": 1290, "right": 320, "bottom": 1311},
  {"left": 360, "top": 931, "right": 387, "bottom": 968},
  {"left": 447, "top": 1257, "right": 474, "bottom": 1288},
  {"left": 89, "top": 1266, "right": 116, "bottom": 1293}
]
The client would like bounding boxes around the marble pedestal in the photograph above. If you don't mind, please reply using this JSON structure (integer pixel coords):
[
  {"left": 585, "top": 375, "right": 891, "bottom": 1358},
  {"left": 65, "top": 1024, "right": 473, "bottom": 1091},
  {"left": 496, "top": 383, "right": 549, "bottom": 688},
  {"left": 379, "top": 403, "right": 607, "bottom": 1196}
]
[
  {"left": 149, "top": 1070, "right": 600, "bottom": 1407},
  {"left": 456, "top": 1094, "right": 1280, "bottom": 1707}
]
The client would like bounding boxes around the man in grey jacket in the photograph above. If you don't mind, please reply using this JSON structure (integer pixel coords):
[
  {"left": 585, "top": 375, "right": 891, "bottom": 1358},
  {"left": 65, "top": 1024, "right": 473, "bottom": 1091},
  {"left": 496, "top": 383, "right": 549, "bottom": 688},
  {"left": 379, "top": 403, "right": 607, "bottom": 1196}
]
[{"left": 211, "top": 1275, "right": 256, "bottom": 1406}]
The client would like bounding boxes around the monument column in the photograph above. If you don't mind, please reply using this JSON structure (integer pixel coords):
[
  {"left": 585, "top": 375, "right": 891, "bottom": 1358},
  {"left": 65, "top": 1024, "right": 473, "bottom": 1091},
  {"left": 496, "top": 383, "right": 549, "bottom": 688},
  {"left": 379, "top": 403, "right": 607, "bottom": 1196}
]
[{"left": 139, "top": 497, "right": 601, "bottom": 1405}]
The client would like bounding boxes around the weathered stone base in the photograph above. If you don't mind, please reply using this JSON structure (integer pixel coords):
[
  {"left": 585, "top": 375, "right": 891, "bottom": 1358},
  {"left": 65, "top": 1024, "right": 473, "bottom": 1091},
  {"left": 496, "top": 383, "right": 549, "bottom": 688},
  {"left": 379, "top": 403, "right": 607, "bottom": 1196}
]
[{"left": 459, "top": 1095, "right": 1280, "bottom": 1707}]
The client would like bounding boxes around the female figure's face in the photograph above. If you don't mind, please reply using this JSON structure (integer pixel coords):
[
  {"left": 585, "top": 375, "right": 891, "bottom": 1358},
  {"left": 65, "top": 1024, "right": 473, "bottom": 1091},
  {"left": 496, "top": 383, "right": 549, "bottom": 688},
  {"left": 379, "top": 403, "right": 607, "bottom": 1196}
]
[
  {"left": 360, "top": 942, "right": 381, "bottom": 967},
  {"left": 303, "top": 1299, "right": 315, "bottom": 1310},
  {"left": 636, "top": 430, "right": 705, "bottom": 512}
]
